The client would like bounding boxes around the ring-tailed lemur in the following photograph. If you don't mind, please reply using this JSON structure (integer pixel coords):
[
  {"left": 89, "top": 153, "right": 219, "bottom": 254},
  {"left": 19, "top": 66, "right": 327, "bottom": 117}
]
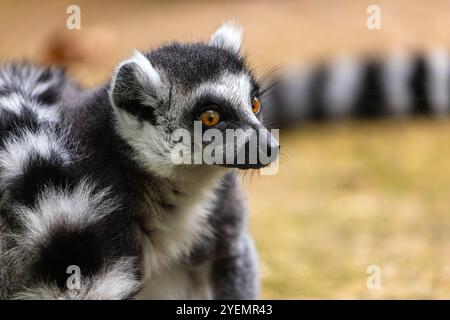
[
  {"left": 0, "top": 22, "right": 279, "bottom": 299},
  {"left": 262, "top": 50, "right": 450, "bottom": 128}
]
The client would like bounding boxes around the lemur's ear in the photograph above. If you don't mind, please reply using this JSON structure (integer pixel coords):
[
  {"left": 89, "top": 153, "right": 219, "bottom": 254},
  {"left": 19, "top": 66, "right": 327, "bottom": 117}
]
[
  {"left": 210, "top": 21, "right": 243, "bottom": 54},
  {"left": 109, "top": 50, "right": 163, "bottom": 121}
]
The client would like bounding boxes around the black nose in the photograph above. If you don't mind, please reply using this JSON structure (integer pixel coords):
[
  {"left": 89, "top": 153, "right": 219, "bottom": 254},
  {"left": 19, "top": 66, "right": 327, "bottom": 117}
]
[{"left": 220, "top": 130, "right": 280, "bottom": 170}]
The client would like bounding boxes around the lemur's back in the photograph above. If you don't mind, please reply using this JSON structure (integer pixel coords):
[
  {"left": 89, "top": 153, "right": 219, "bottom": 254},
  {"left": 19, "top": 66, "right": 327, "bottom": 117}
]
[
  {"left": 0, "top": 64, "right": 141, "bottom": 299},
  {"left": 0, "top": 63, "right": 67, "bottom": 297}
]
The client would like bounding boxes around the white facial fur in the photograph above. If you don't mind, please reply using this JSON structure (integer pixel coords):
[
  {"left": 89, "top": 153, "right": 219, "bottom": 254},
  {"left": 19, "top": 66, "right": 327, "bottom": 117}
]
[{"left": 192, "top": 72, "right": 257, "bottom": 126}]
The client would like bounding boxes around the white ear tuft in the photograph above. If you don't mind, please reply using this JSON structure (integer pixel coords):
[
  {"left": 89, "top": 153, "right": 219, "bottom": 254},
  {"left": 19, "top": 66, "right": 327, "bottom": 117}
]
[
  {"left": 109, "top": 50, "right": 163, "bottom": 113},
  {"left": 210, "top": 21, "right": 243, "bottom": 54},
  {"left": 110, "top": 50, "right": 161, "bottom": 97},
  {"left": 128, "top": 50, "right": 161, "bottom": 86}
]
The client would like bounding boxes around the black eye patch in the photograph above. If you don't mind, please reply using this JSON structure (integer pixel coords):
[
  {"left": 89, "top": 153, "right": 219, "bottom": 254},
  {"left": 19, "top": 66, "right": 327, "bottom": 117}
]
[{"left": 191, "top": 95, "right": 237, "bottom": 122}]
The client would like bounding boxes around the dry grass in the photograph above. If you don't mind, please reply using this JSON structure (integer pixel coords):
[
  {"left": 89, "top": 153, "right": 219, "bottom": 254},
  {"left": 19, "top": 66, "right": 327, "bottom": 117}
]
[
  {"left": 247, "top": 119, "right": 450, "bottom": 298},
  {"left": 2, "top": 0, "right": 450, "bottom": 299}
]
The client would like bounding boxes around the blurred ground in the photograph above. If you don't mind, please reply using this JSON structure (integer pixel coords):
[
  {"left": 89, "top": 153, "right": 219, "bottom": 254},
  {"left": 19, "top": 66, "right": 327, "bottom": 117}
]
[
  {"left": 2, "top": 0, "right": 450, "bottom": 298},
  {"left": 250, "top": 120, "right": 450, "bottom": 298}
]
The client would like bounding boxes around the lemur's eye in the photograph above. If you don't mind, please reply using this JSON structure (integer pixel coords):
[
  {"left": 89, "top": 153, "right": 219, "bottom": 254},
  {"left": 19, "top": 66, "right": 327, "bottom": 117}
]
[
  {"left": 251, "top": 97, "right": 261, "bottom": 114},
  {"left": 200, "top": 110, "right": 220, "bottom": 127}
]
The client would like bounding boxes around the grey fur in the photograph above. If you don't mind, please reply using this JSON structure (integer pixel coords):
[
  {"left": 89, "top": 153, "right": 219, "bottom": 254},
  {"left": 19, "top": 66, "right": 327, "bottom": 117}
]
[
  {"left": 0, "top": 23, "right": 276, "bottom": 299},
  {"left": 263, "top": 49, "right": 450, "bottom": 128}
]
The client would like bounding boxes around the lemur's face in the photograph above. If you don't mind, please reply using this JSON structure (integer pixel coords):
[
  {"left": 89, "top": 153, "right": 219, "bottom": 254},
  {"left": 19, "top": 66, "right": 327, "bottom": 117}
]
[{"left": 109, "top": 23, "right": 279, "bottom": 178}]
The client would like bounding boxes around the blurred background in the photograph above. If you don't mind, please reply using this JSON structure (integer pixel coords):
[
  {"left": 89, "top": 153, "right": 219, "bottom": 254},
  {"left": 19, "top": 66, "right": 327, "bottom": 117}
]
[{"left": 2, "top": 0, "right": 450, "bottom": 298}]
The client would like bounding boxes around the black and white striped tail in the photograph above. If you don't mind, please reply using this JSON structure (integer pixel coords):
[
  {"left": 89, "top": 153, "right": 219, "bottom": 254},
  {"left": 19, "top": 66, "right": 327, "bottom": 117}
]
[
  {"left": 262, "top": 49, "right": 450, "bottom": 128},
  {"left": 0, "top": 64, "right": 141, "bottom": 299}
]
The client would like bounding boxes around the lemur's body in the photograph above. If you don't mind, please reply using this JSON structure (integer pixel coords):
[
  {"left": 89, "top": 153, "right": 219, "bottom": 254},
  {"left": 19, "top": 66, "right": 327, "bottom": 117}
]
[
  {"left": 67, "top": 86, "right": 258, "bottom": 299},
  {"left": 264, "top": 50, "right": 450, "bottom": 128},
  {"left": 0, "top": 23, "right": 276, "bottom": 299}
]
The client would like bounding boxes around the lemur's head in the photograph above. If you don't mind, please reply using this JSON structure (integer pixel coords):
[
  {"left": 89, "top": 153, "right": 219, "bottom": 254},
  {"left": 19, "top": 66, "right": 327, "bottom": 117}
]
[{"left": 109, "top": 22, "right": 279, "bottom": 179}]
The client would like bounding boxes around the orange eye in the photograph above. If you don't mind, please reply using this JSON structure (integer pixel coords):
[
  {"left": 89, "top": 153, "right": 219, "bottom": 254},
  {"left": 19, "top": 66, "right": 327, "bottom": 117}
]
[
  {"left": 200, "top": 110, "right": 220, "bottom": 127},
  {"left": 251, "top": 97, "right": 261, "bottom": 114}
]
